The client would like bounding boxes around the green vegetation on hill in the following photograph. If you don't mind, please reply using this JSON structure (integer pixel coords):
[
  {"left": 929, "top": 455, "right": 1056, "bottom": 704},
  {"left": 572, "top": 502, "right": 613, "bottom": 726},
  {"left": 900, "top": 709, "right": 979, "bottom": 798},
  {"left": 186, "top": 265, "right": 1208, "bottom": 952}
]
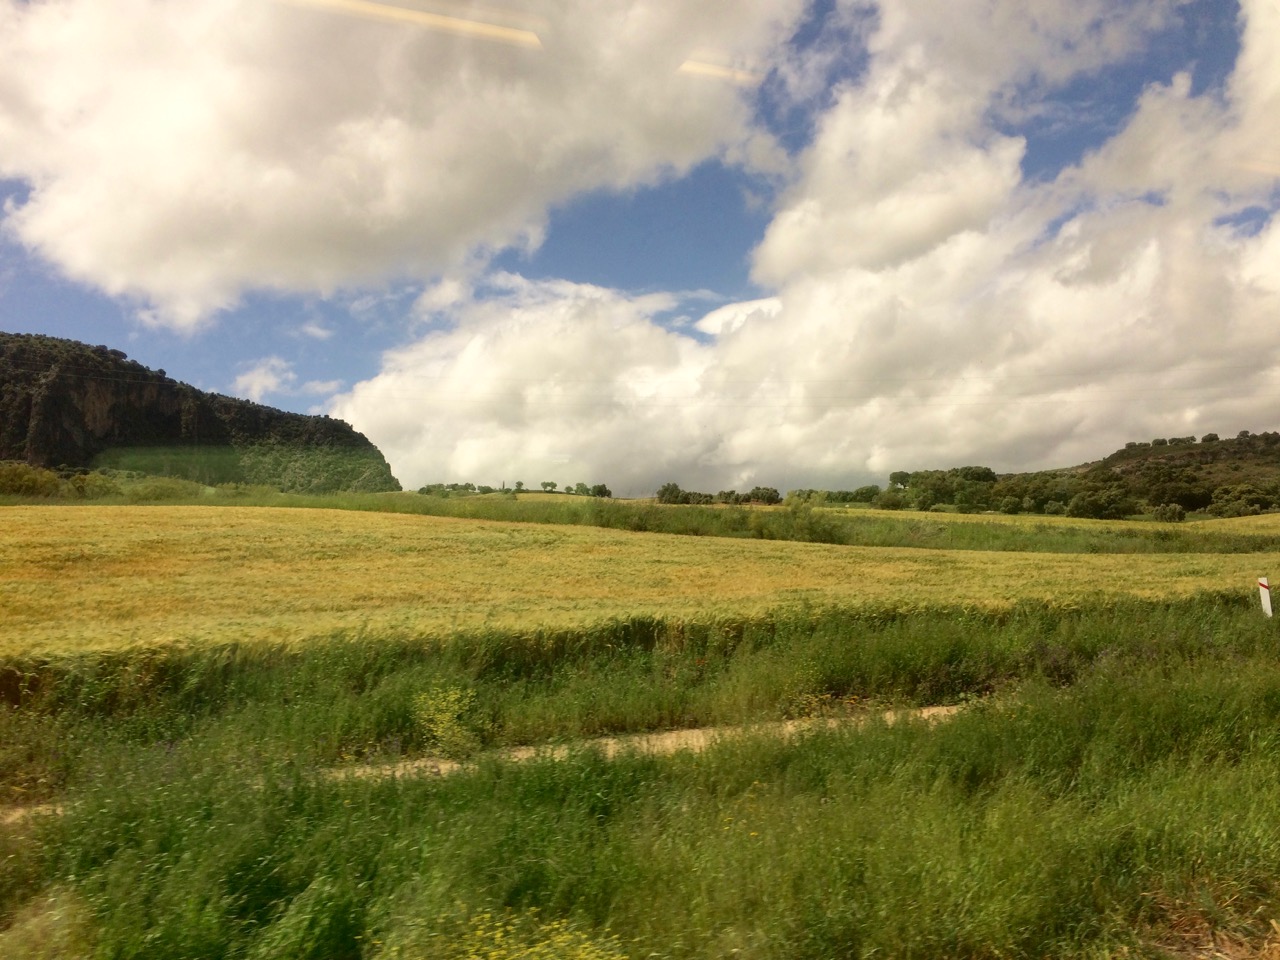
[
  {"left": 0, "top": 331, "right": 400, "bottom": 493},
  {"left": 791, "top": 431, "right": 1280, "bottom": 520}
]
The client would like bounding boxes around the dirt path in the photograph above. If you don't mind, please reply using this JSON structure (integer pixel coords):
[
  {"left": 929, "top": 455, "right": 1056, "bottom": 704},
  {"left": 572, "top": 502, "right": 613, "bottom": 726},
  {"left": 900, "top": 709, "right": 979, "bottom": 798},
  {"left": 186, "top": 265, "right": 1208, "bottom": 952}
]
[
  {"left": 330, "top": 704, "right": 965, "bottom": 781},
  {"left": 0, "top": 705, "right": 966, "bottom": 822}
]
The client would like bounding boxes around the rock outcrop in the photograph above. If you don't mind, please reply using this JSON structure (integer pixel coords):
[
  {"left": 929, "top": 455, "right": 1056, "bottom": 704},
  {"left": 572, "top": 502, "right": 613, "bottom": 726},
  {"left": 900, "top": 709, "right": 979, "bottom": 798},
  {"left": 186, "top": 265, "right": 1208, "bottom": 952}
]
[{"left": 0, "top": 332, "right": 401, "bottom": 492}]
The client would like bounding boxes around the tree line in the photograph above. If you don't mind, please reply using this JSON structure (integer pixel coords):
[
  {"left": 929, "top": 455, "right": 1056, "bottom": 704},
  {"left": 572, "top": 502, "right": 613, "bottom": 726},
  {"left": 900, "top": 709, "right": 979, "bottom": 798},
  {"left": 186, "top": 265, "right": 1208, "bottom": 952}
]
[{"left": 418, "top": 480, "right": 612, "bottom": 498}]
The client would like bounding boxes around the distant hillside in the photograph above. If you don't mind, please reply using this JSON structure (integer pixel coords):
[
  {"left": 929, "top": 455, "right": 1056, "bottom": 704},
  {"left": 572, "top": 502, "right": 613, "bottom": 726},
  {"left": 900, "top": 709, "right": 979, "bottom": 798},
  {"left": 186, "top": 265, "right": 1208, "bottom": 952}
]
[
  {"left": 0, "top": 331, "right": 400, "bottom": 493},
  {"left": 872, "top": 431, "right": 1280, "bottom": 519}
]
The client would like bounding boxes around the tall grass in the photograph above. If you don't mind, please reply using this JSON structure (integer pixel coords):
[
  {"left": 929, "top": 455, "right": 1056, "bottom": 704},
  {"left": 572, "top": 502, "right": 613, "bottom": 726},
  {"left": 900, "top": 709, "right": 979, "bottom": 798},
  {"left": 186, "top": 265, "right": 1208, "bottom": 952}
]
[
  {"left": 13, "top": 656, "right": 1280, "bottom": 958},
  {"left": 1, "top": 594, "right": 1265, "bottom": 795},
  {"left": 6, "top": 531, "right": 1280, "bottom": 958}
]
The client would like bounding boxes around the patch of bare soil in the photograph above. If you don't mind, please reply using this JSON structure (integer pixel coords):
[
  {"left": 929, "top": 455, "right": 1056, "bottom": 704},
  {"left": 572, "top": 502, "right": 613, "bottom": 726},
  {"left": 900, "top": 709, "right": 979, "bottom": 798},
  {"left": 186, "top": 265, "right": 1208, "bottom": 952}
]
[
  {"left": 330, "top": 703, "right": 965, "bottom": 782},
  {"left": 0, "top": 804, "right": 61, "bottom": 828}
]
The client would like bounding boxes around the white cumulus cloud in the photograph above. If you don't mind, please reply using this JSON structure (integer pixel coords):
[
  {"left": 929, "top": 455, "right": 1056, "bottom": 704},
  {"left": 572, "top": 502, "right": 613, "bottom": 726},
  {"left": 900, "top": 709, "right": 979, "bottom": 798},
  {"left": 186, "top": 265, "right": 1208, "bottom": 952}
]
[
  {"left": 334, "top": 0, "right": 1280, "bottom": 495},
  {"left": 0, "top": 0, "right": 805, "bottom": 329}
]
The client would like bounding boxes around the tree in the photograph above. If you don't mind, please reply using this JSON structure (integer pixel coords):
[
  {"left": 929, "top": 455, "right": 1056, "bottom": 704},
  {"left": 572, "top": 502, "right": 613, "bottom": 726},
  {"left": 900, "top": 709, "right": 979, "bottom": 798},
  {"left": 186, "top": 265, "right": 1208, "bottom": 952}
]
[
  {"left": 541, "top": 481, "right": 557, "bottom": 492},
  {"left": 656, "top": 482, "right": 684, "bottom": 504},
  {"left": 746, "top": 486, "right": 781, "bottom": 505},
  {"left": 875, "top": 490, "right": 907, "bottom": 510},
  {"left": 888, "top": 471, "right": 911, "bottom": 489},
  {"left": 590, "top": 483, "right": 611, "bottom": 498},
  {"left": 574, "top": 482, "right": 590, "bottom": 496},
  {"left": 955, "top": 465, "right": 997, "bottom": 484},
  {"left": 514, "top": 480, "right": 524, "bottom": 491}
]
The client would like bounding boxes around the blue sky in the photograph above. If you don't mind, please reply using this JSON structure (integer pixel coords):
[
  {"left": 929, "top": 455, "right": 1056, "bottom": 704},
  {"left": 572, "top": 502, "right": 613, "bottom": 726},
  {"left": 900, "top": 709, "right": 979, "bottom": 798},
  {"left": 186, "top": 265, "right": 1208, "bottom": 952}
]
[{"left": 2, "top": 0, "right": 1278, "bottom": 494}]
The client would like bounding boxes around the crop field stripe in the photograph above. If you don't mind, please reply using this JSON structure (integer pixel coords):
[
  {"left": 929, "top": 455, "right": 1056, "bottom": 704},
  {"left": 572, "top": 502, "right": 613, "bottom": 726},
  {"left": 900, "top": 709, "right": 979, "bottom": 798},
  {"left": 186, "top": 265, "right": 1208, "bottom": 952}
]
[{"left": 3, "top": 505, "right": 1279, "bottom": 655}]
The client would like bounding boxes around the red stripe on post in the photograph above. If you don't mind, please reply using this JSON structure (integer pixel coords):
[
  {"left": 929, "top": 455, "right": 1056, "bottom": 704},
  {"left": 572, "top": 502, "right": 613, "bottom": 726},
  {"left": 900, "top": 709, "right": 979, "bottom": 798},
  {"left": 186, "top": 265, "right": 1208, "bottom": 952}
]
[{"left": 1261, "top": 580, "right": 1271, "bottom": 591}]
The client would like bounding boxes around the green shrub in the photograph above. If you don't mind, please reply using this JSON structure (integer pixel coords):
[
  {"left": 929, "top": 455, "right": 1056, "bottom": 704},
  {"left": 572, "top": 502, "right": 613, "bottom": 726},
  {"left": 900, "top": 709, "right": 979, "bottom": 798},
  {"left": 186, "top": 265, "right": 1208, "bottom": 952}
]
[
  {"left": 65, "top": 472, "right": 121, "bottom": 500},
  {"left": 0, "top": 462, "right": 62, "bottom": 498},
  {"left": 1151, "top": 503, "right": 1186, "bottom": 523},
  {"left": 412, "top": 685, "right": 481, "bottom": 758}
]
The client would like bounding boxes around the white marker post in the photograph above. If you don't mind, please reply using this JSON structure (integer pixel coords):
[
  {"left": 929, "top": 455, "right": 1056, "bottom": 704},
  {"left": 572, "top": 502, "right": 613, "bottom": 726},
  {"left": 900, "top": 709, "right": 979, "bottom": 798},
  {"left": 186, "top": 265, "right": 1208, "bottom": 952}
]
[{"left": 1260, "top": 577, "right": 1273, "bottom": 618}]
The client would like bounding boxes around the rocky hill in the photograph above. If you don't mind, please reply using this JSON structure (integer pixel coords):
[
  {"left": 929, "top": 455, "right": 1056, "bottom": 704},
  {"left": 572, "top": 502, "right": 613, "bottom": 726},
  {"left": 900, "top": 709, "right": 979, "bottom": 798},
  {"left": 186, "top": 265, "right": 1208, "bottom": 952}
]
[{"left": 0, "top": 331, "right": 400, "bottom": 493}]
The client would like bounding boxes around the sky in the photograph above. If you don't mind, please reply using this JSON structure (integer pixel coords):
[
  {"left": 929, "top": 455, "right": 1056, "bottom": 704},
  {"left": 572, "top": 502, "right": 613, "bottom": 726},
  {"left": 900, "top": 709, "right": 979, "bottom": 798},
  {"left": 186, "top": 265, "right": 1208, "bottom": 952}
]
[{"left": 1, "top": 0, "right": 1278, "bottom": 496}]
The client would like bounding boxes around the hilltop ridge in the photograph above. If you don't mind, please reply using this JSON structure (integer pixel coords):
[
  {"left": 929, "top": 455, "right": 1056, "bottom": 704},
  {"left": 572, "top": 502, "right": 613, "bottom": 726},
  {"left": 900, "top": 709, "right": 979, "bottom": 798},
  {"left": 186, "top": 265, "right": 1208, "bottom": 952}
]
[{"left": 0, "top": 331, "right": 400, "bottom": 493}]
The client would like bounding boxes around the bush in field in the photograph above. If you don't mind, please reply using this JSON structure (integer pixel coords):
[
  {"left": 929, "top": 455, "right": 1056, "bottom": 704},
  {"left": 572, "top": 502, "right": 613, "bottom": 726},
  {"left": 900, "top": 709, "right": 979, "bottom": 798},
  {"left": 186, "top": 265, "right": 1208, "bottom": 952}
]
[
  {"left": 1151, "top": 503, "right": 1186, "bottom": 522},
  {"left": 412, "top": 685, "right": 481, "bottom": 758},
  {"left": 0, "top": 461, "right": 62, "bottom": 497},
  {"left": 62, "top": 471, "right": 121, "bottom": 499}
]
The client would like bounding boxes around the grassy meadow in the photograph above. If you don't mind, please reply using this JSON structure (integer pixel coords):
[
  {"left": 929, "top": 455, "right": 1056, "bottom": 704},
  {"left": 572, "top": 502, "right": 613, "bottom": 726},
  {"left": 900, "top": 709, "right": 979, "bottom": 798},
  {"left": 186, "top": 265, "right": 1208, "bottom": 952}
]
[{"left": 4, "top": 497, "right": 1280, "bottom": 957}]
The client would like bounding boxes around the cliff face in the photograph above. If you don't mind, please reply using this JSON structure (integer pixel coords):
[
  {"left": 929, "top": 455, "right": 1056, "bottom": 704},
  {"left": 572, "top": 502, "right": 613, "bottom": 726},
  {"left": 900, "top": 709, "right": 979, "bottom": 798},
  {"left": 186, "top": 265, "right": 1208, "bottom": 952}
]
[{"left": 0, "top": 332, "right": 401, "bottom": 493}]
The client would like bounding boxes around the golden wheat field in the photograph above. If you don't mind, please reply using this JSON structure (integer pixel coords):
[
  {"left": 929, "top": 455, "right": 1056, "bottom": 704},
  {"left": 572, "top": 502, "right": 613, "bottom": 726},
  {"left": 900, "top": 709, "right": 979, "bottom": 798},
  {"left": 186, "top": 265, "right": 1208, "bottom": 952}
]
[{"left": 1, "top": 505, "right": 1273, "bottom": 656}]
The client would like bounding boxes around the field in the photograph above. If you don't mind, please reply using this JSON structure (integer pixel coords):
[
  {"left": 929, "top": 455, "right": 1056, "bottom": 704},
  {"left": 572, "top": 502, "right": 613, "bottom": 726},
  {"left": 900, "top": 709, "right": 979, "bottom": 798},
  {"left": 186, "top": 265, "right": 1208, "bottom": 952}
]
[
  {"left": 4, "top": 497, "right": 1280, "bottom": 958},
  {"left": 3, "top": 504, "right": 1276, "bottom": 656}
]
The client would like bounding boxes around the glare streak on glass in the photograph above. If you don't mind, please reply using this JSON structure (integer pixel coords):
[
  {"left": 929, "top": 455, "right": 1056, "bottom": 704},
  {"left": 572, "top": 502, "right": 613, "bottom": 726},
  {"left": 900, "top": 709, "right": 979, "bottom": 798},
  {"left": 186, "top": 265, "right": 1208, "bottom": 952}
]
[
  {"left": 277, "top": 0, "right": 543, "bottom": 49},
  {"left": 676, "top": 60, "right": 761, "bottom": 87}
]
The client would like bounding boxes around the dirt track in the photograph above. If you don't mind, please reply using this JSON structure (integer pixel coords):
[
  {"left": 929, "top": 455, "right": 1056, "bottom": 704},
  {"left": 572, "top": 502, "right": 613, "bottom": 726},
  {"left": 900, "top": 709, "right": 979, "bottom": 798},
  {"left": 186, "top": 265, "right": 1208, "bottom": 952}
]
[
  {"left": 0, "top": 705, "right": 964, "bottom": 824},
  {"left": 331, "top": 704, "right": 965, "bottom": 781}
]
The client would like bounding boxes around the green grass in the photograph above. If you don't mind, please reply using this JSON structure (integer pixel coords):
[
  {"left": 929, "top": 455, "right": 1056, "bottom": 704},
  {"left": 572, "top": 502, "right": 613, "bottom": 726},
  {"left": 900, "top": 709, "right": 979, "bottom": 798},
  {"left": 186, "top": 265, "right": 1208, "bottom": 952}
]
[
  {"left": 1, "top": 595, "right": 1265, "bottom": 784},
  {"left": 6, "top": 595, "right": 1280, "bottom": 956},
  {"left": 9, "top": 654, "right": 1280, "bottom": 958}
]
